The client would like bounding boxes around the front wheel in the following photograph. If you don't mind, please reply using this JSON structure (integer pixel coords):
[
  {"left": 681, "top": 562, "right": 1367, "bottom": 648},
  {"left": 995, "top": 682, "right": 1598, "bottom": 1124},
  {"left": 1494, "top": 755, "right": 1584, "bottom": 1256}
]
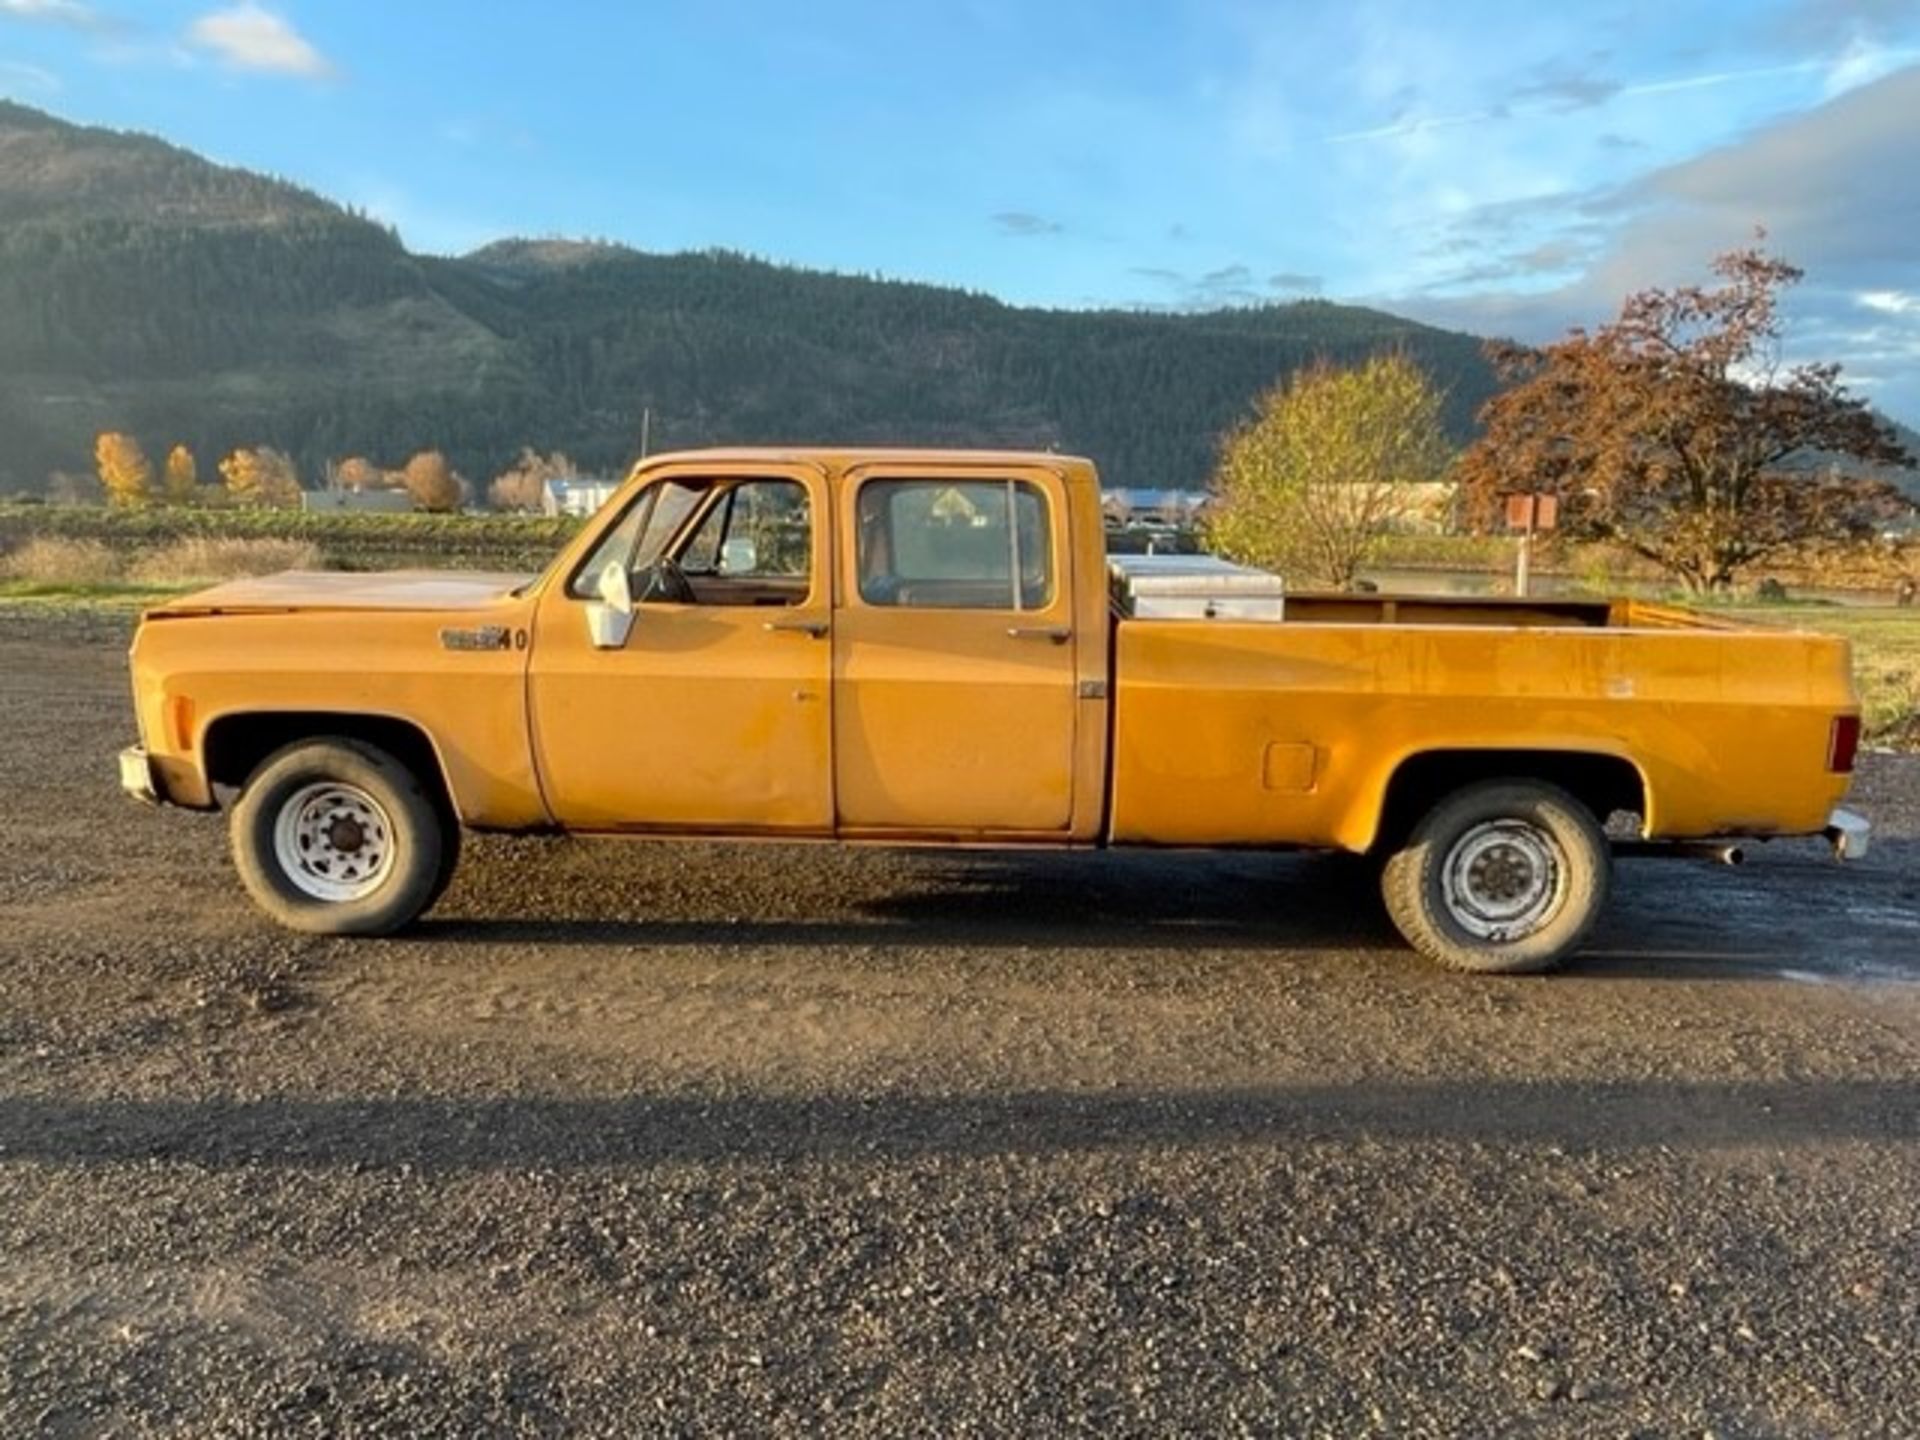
[
  {"left": 230, "top": 738, "right": 447, "bottom": 935},
  {"left": 1380, "top": 780, "right": 1610, "bottom": 974}
]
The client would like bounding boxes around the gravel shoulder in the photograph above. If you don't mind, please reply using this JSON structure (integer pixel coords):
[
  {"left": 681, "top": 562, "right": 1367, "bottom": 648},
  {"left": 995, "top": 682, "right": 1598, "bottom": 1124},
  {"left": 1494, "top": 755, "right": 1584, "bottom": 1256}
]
[{"left": 2, "top": 610, "right": 1918, "bottom": 1437}]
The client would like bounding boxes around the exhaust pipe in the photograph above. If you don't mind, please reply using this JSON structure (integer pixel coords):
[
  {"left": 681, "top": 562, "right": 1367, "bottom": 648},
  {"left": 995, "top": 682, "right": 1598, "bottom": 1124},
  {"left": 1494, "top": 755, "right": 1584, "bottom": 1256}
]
[{"left": 1613, "top": 840, "right": 1745, "bottom": 865}]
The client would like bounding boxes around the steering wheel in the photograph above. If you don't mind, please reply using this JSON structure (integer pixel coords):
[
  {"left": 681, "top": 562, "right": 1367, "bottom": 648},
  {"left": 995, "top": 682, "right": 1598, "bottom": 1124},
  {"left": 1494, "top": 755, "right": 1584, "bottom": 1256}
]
[{"left": 636, "top": 556, "right": 696, "bottom": 605}]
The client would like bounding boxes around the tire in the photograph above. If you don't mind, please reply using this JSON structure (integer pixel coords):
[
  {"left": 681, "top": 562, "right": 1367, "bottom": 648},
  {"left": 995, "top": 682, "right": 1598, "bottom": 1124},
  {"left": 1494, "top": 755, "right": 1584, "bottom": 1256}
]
[
  {"left": 229, "top": 738, "right": 446, "bottom": 936},
  {"left": 420, "top": 812, "right": 463, "bottom": 915},
  {"left": 1380, "top": 780, "right": 1609, "bottom": 974}
]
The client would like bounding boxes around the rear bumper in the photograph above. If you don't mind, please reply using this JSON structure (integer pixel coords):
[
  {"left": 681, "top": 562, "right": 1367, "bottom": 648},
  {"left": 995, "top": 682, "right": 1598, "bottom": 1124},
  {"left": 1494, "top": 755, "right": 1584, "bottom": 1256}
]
[
  {"left": 1825, "top": 807, "right": 1871, "bottom": 861},
  {"left": 118, "top": 745, "right": 160, "bottom": 806}
]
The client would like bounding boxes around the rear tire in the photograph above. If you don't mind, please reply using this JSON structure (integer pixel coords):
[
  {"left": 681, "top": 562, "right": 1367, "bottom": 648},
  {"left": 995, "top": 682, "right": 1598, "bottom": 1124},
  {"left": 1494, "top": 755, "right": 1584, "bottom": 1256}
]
[
  {"left": 230, "top": 738, "right": 445, "bottom": 936},
  {"left": 1381, "top": 780, "right": 1609, "bottom": 974}
]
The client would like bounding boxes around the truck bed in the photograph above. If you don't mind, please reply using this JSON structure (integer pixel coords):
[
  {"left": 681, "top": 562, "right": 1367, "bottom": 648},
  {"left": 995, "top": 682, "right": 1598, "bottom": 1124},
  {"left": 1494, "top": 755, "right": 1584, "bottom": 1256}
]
[{"left": 1106, "top": 607, "right": 1854, "bottom": 852}]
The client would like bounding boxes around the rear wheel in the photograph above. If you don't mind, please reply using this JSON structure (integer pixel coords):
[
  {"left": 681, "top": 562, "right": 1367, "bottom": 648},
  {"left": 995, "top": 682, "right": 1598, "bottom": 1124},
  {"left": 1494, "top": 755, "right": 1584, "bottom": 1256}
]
[
  {"left": 230, "top": 738, "right": 446, "bottom": 935},
  {"left": 1381, "top": 780, "right": 1609, "bottom": 974}
]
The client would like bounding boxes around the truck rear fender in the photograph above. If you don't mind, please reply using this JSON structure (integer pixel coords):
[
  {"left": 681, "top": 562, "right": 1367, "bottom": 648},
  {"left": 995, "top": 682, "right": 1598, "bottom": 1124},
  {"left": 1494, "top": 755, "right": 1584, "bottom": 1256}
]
[{"left": 1365, "top": 747, "right": 1650, "bottom": 854}]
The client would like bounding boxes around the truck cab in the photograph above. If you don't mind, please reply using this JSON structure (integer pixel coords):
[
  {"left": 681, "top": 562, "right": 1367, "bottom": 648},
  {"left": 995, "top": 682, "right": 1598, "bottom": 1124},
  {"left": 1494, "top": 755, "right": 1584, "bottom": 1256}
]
[{"left": 528, "top": 450, "right": 1112, "bottom": 840}]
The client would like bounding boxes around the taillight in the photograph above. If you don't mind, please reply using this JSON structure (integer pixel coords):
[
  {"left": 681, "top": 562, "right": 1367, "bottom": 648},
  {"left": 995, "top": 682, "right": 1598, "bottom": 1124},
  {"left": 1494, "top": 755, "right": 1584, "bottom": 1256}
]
[{"left": 1829, "top": 714, "right": 1861, "bottom": 774}]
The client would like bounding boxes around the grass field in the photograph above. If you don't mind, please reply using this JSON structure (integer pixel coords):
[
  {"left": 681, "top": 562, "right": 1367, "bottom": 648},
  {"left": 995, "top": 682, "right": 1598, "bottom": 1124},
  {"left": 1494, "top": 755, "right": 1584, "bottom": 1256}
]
[
  {"left": 1755, "top": 605, "right": 1920, "bottom": 746},
  {"left": 0, "top": 503, "right": 582, "bottom": 573}
]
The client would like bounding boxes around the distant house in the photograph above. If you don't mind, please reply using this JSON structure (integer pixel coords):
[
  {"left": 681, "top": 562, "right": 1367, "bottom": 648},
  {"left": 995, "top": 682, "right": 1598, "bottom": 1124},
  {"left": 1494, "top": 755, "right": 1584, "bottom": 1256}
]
[
  {"left": 301, "top": 488, "right": 413, "bottom": 514},
  {"left": 542, "top": 477, "right": 620, "bottom": 518}
]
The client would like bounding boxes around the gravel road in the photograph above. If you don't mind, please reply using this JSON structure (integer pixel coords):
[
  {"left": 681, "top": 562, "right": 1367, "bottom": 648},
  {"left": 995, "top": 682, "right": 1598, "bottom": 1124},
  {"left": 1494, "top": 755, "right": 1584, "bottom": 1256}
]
[{"left": 2, "top": 607, "right": 1918, "bottom": 1437}]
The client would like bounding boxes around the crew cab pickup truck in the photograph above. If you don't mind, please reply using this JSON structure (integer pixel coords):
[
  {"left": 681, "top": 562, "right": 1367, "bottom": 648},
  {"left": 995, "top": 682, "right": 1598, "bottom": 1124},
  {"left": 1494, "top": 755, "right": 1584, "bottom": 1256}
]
[{"left": 120, "top": 448, "right": 1870, "bottom": 973}]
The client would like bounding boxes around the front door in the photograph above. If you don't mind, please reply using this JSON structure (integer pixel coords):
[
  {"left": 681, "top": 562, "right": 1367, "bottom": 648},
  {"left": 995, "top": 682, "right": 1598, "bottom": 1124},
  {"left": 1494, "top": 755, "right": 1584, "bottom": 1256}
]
[
  {"left": 528, "top": 464, "right": 833, "bottom": 831},
  {"left": 832, "top": 465, "right": 1078, "bottom": 834}
]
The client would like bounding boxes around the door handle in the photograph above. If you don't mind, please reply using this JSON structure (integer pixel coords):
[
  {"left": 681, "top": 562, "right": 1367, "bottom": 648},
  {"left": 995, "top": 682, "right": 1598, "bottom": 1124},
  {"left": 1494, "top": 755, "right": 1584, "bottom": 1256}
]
[
  {"left": 764, "top": 619, "right": 828, "bottom": 638},
  {"left": 1007, "top": 625, "right": 1072, "bottom": 644}
]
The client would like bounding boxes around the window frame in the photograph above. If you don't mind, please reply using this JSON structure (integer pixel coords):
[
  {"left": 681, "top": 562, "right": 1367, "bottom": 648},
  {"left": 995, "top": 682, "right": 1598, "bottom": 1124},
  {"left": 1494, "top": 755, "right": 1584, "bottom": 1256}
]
[{"left": 850, "top": 475, "right": 1058, "bottom": 613}]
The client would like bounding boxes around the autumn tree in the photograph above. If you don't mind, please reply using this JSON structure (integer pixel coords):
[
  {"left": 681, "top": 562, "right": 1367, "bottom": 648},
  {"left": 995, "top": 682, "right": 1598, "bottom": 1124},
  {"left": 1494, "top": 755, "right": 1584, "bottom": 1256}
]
[
  {"left": 219, "top": 446, "right": 303, "bottom": 508},
  {"left": 162, "top": 444, "right": 198, "bottom": 505},
  {"left": 1458, "top": 244, "right": 1914, "bottom": 593},
  {"left": 331, "top": 455, "right": 392, "bottom": 492},
  {"left": 1207, "top": 352, "right": 1451, "bottom": 589},
  {"left": 488, "top": 446, "right": 574, "bottom": 512},
  {"left": 94, "top": 432, "right": 153, "bottom": 508},
  {"left": 402, "top": 450, "right": 464, "bottom": 512}
]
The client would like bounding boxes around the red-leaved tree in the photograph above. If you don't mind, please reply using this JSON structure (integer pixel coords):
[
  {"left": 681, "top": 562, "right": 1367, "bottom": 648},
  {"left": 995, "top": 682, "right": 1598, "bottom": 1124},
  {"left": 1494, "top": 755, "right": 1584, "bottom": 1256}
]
[{"left": 1458, "top": 244, "right": 1913, "bottom": 592}]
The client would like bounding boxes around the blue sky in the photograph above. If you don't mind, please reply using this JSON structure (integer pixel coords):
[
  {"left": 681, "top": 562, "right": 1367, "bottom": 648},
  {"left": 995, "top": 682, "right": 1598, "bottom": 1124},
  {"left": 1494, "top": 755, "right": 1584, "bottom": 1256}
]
[{"left": 5, "top": 0, "right": 1920, "bottom": 420}]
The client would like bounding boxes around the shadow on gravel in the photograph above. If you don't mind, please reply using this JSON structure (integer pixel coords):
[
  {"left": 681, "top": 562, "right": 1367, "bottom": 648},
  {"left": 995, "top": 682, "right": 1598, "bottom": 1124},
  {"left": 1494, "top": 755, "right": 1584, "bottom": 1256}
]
[
  {"left": 412, "top": 835, "right": 1916, "bottom": 979},
  {"left": 424, "top": 851, "right": 1407, "bottom": 954},
  {"left": 4, "top": 1082, "right": 1913, "bottom": 1171}
]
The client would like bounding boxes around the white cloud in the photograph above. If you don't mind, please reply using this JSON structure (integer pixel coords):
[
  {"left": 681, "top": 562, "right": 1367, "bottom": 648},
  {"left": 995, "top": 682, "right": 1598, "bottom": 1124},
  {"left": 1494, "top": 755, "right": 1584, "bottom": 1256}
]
[
  {"left": 1860, "top": 289, "right": 1919, "bottom": 314},
  {"left": 0, "top": 58, "right": 61, "bottom": 90},
  {"left": 186, "top": 3, "right": 332, "bottom": 78},
  {"left": 0, "top": 0, "right": 97, "bottom": 25},
  {"left": 1391, "top": 64, "right": 1920, "bottom": 420},
  {"left": 1821, "top": 31, "right": 1920, "bottom": 94}
]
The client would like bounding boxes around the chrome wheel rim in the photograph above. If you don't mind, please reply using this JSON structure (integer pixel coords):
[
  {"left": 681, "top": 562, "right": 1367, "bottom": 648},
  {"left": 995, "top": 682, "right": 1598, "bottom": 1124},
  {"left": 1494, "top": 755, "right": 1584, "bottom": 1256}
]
[
  {"left": 272, "top": 781, "right": 395, "bottom": 902},
  {"left": 1441, "top": 820, "right": 1564, "bottom": 942}
]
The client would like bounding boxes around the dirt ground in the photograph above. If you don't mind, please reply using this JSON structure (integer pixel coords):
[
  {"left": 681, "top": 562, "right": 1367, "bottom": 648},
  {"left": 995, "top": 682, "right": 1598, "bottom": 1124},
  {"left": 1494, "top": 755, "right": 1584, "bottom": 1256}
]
[{"left": 2, "top": 607, "right": 1917, "bottom": 1437}]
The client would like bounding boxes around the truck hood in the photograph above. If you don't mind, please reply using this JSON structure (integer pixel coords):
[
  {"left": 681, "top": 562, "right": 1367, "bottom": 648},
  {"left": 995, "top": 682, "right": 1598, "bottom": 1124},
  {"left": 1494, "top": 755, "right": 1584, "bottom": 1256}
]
[{"left": 148, "top": 569, "right": 534, "bottom": 617}]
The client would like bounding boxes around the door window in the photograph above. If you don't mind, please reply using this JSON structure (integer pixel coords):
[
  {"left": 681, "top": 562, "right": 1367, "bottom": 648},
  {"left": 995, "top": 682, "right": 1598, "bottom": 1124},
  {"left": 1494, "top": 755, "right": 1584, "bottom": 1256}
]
[
  {"left": 856, "top": 479, "right": 1053, "bottom": 610},
  {"left": 570, "top": 477, "right": 811, "bottom": 605},
  {"left": 679, "top": 480, "right": 811, "bottom": 582},
  {"left": 569, "top": 479, "right": 702, "bottom": 597}
]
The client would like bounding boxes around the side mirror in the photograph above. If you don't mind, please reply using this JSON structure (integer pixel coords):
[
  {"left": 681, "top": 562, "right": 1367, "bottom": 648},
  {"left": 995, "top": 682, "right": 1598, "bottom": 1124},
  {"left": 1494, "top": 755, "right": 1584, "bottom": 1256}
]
[
  {"left": 585, "top": 561, "right": 635, "bottom": 649},
  {"left": 596, "top": 561, "right": 633, "bottom": 612},
  {"left": 719, "top": 537, "right": 758, "bottom": 575}
]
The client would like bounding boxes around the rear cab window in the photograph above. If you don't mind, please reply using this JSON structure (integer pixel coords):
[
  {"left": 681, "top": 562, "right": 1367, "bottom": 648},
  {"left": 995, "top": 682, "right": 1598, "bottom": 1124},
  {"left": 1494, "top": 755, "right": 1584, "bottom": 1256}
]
[{"left": 855, "top": 478, "right": 1053, "bottom": 610}]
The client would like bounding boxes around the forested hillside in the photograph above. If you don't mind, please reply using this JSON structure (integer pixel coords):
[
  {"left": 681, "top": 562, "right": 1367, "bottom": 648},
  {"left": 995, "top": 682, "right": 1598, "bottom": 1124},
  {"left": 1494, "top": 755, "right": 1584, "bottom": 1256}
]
[{"left": 0, "top": 101, "right": 1519, "bottom": 496}]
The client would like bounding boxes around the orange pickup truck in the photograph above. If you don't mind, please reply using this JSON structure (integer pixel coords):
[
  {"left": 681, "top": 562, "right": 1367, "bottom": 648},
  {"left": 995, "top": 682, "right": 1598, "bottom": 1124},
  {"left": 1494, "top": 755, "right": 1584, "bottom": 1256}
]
[{"left": 120, "top": 447, "right": 1870, "bottom": 972}]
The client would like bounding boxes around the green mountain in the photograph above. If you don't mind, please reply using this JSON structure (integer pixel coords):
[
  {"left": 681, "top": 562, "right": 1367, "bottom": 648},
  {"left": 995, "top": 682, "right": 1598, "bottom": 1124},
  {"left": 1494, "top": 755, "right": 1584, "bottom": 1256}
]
[
  {"left": 6, "top": 100, "right": 1909, "bottom": 503},
  {"left": 0, "top": 100, "right": 1516, "bottom": 496}
]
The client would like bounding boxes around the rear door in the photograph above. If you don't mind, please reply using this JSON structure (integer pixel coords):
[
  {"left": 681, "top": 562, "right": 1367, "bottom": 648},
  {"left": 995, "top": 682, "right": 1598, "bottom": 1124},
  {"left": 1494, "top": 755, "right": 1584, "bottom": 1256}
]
[{"left": 832, "top": 464, "right": 1078, "bottom": 834}]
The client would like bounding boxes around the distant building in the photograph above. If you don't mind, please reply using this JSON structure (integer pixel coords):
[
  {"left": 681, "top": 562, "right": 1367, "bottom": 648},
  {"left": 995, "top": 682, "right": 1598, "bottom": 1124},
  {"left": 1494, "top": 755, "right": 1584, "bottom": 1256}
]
[
  {"left": 542, "top": 477, "right": 620, "bottom": 518},
  {"left": 1105, "top": 482, "right": 1458, "bottom": 534},
  {"left": 301, "top": 488, "right": 413, "bottom": 514},
  {"left": 1102, "top": 488, "right": 1211, "bottom": 528}
]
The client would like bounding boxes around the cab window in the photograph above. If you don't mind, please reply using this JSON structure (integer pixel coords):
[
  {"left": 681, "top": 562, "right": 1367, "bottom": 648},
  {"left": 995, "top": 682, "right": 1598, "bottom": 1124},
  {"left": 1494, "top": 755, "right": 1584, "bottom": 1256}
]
[
  {"left": 678, "top": 480, "right": 811, "bottom": 588},
  {"left": 568, "top": 480, "right": 701, "bottom": 598},
  {"left": 856, "top": 479, "right": 1053, "bottom": 610},
  {"left": 570, "top": 475, "right": 814, "bottom": 607}
]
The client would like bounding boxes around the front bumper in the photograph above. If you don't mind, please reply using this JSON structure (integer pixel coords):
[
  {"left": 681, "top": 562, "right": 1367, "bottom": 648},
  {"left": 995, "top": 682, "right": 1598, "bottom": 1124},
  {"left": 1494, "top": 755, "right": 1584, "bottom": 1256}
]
[
  {"left": 118, "top": 745, "right": 160, "bottom": 806},
  {"left": 1825, "top": 807, "right": 1871, "bottom": 861}
]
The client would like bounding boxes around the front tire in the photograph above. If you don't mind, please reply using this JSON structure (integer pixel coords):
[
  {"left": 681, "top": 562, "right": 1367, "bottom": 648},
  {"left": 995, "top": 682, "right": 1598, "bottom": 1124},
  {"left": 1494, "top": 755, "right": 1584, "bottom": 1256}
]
[
  {"left": 230, "top": 739, "right": 446, "bottom": 936},
  {"left": 1381, "top": 780, "right": 1609, "bottom": 974}
]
